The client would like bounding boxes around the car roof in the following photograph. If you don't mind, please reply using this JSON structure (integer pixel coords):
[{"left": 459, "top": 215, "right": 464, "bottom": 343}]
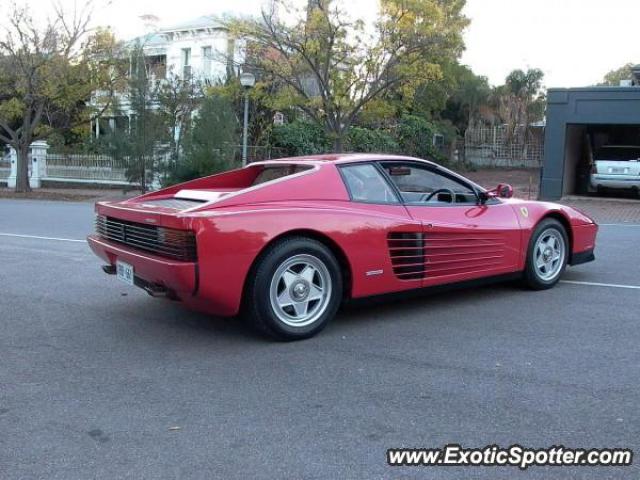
[{"left": 255, "top": 153, "right": 439, "bottom": 167}]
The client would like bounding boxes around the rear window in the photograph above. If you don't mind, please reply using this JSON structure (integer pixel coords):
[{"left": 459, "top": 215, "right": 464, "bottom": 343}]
[
  {"left": 595, "top": 147, "right": 640, "bottom": 162},
  {"left": 340, "top": 164, "right": 399, "bottom": 203},
  {"left": 252, "top": 165, "right": 312, "bottom": 185}
]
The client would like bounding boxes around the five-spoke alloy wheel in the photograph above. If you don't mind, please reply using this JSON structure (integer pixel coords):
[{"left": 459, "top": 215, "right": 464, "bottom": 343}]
[
  {"left": 533, "top": 228, "right": 565, "bottom": 282},
  {"left": 524, "top": 218, "right": 569, "bottom": 289},
  {"left": 245, "top": 237, "right": 342, "bottom": 340},
  {"left": 269, "top": 254, "right": 332, "bottom": 327}
]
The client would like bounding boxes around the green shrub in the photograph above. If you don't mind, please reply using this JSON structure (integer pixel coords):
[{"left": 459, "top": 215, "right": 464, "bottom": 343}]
[
  {"left": 271, "top": 120, "right": 329, "bottom": 156},
  {"left": 397, "top": 114, "right": 446, "bottom": 163},
  {"left": 347, "top": 127, "right": 399, "bottom": 153},
  {"left": 270, "top": 116, "right": 449, "bottom": 162}
]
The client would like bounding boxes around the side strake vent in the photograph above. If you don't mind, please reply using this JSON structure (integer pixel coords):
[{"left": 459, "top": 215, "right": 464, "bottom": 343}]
[
  {"left": 388, "top": 231, "right": 506, "bottom": 280},
  {"left": 423, "top": 233, "right": 505, "bottom": 277},
  {"left": 387, "top": 232, "right": 425, "bottom": 280}
]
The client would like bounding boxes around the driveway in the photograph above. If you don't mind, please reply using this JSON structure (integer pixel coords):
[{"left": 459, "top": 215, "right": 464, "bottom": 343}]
[{"left": 0, "top": 199, "right": 638, "bottom": 479}]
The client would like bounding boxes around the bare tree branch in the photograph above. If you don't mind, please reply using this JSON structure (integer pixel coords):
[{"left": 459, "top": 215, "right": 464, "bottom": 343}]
[{"left": 0, "top": 1, "right": 118, "bottom": 191}]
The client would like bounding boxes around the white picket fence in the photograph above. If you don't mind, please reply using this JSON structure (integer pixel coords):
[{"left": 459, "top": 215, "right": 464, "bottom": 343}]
[
  {"left": 0, "top": 143, "right": 166, "bottom": 188},
  {"left": 45, "top": 153, "right": 130, "bottom": 184},
  {"left": 1, "top": 142, "right": 285, "bottom": 189}
]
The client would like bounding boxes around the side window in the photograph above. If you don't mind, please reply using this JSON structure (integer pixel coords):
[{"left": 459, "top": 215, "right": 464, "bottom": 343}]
[
  {"left": 381, "top": 163, "right": 476, "bottom": 204},
  {"left": 340, "top": 164, "right": 399, "bottom": 204}
]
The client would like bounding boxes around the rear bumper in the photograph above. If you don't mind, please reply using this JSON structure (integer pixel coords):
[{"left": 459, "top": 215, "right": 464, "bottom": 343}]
[
  {"left": 87, "top": 235, "right": 198, "bottom": 297},
  {"left": 590, "top": 174, "right": 640, "bottom": 189}
]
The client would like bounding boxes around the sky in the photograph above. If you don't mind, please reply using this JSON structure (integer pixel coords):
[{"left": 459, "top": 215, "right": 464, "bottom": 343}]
[{"left": 4, "top": 0, "right": 639, "bottom": 88}]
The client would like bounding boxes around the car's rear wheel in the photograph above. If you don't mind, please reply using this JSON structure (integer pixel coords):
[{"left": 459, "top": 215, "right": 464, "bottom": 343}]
[
  {"left": 244, "top": 237, "right": 342, "bottom": 340},
  {"left": 523, "top": 218, "right": 569, "bottom": 290}
]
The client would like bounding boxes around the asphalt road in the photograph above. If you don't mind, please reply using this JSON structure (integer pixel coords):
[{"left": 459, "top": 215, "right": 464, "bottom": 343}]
[{"left": 1, "top": 199, "right": 639, "bottom": 480}]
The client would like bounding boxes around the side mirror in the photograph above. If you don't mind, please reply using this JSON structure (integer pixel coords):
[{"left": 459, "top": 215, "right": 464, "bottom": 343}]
[
  {"left": 478, "top": 183, "right": 514, "bottom": 204},
  {"left": 496, "top": 183, "right": 514, "bottom": 199}
]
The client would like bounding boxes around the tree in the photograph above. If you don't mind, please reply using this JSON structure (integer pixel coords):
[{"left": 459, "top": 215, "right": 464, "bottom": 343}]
[
  {"left": 95, "top": 44, "right": 167, "bottom": 192},
  {"left": 599, "top": 63, "right": 636, "bottom": 86},
  {"left": 208, "top": 78, "right": 278, "bottom": 152},
  {"left": 491, "top": 68, "right": 545, "bottom": 161},
  {"left": 122, "top": 44, "right": 167, "bottom": 192},
  {"left": 0, "top": 3, "right": 120, "bottom": 192},
  {"left": 225, "top": 0, "right": 468, "bottom": 151},
  {"left": 439, "top": 64, "right": 492, "bottom": 133},
  {"left": 157, "top": 71, "right": 203, "bottom": 161},
  {"left": 494, "top": 68, "right": 545, "bottom": 135},
  {"left": 167, "top": 94, "right": 238, "bottom": 183}
]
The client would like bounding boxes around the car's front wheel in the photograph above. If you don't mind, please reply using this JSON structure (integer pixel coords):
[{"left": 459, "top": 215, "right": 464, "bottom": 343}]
[
  {"left": 523, "top": 218, "right": 569, "bottom": 290},
  {"left": 245, "top": 237, "right": 343, "bottom": 340}
]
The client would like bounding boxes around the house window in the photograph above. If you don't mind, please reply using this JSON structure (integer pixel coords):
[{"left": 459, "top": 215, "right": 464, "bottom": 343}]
[
  {"left": 146, "top": 55, "right": 166, "bottom": 80},
  {"left": 182, "top": 48, "right": 191, "bottom": 78},
  {"left": 202, "top": 46, "right": 212, "bottom": 78}
]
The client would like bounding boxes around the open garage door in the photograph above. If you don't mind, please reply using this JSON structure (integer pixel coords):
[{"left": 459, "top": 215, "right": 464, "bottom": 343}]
[
  {"left": 541, "top": 87, "right": 640, "bottom": 200},
  {"left": 562, "top": 124, "right": 640, "bottom": 198}
]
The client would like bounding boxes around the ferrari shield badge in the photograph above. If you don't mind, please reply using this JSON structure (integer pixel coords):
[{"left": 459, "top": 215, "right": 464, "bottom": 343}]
[{"left": 520, "top": 207, "right": 529, "bottom": 218}]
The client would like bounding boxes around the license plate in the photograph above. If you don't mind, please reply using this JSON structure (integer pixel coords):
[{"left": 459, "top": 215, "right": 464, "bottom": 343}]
[
  {"left": 609, "top": 167, "right": 628, "bottom": 174},
  {"left": 116, "top": 260, "right": 134, "bottom": 286}
]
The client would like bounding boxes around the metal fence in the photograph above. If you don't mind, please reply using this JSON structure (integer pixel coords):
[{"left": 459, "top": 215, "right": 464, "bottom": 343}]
[{"left": 463, "top": 126, "right": 544, "bottom": 168}]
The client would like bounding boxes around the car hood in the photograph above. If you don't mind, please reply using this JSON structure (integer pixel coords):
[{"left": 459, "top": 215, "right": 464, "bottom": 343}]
[{"left": 502, "top": 198, "right": 596, "bottom": 226}]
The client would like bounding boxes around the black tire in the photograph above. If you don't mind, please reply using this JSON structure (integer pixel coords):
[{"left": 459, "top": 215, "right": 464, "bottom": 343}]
[
  {"left": 523, "top": 218, "right": 569, "bottom": 290},
  {"left": 244, "top": 237, "right": 343, "bottom": 341}
]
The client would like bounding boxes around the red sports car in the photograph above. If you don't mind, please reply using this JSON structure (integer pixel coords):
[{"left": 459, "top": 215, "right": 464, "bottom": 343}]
[{"left": 88, "top": 154, "right": 598, "bottom": 340}]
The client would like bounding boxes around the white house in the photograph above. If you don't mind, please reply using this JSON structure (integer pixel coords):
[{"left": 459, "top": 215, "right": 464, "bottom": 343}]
[{"left": 92, "top": 15, "right": 238, "bottom": 137}]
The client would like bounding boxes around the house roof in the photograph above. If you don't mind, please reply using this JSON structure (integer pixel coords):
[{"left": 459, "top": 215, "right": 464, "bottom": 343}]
[
  {"left": 126, "top": 32, "right": 167, "bottom": 48},
  {"left": 125, "top": 14, "right": 229, "bottom": 49},
  {"left": 161, "top": 15, "right": 225, "bottom": 33}
]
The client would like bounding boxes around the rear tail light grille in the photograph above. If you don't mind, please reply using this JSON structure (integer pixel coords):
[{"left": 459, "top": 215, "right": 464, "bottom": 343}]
[{"left": 95, "top": 215, "right": 197, "bottom": 261}]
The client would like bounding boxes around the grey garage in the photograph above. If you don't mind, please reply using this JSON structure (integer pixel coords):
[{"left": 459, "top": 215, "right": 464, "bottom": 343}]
[{"left": 540, "top": 69, "right": 640, "bottom": 200}]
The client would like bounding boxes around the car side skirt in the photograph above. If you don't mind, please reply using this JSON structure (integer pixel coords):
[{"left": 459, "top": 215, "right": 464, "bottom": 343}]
[
  {"left": 345, "top": 271, "right": 524, "bottom": 308},
  {"left": 569, "top": 248, "right": 595, "bottom": 266}
]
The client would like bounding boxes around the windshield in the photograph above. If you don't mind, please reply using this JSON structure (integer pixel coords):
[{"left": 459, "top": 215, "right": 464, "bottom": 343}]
[{"left": 595, "top": 146, "right": 640, "bottom": 162}]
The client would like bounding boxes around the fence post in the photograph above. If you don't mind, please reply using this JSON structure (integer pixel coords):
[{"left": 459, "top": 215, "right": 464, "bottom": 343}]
[
  {"left": 29, "top": 140, "right": 49, "bottom": 189},
  {"left": 7, "top": 147, "right": 17, "bottom": 188}
]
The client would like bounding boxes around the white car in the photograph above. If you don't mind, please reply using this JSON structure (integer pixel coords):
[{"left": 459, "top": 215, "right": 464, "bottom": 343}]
[{"left": 590, "top": 145, "right": 640, "bottom": 195}]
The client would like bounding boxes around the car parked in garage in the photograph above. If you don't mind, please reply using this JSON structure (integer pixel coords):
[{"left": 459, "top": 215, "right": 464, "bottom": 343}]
[
  {"left": 88, "top": 154, "right": 598, "bottom": 340},
  {"left": 590, "top": 145, "right": 640, "bottom": 195}
]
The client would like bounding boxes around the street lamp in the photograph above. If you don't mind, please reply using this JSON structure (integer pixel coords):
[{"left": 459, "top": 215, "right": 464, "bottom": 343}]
[{"left": 240, "top": 72, "right": 256, "bottom": 166}]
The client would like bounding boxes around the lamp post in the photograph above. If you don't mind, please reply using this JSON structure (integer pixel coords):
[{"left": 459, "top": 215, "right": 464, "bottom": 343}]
[{"left": 240, "top": 72, "right": 256, "bottom": 166}]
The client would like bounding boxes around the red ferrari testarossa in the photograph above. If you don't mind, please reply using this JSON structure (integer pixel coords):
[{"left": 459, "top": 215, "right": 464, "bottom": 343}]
[{"left": 88, "top": 154, "right": 598, "bottom": 340}]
